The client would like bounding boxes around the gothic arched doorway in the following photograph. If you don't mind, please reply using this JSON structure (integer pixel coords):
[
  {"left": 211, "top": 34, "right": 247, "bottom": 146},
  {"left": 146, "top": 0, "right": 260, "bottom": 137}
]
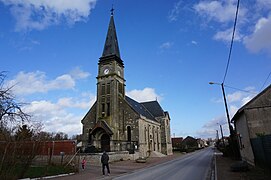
[{"left": 101, "top": 134, "right": 110, "bottom": 152}]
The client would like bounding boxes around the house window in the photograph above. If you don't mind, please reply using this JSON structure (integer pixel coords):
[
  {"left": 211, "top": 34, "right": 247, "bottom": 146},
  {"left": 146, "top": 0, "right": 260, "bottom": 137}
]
[{"left": 127, "top": 126, "right": 131, "bottom": 142}]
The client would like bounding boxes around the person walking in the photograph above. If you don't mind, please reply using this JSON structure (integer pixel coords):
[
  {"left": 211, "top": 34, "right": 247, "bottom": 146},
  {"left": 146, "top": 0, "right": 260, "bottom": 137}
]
[
  {"left": 81, "top": 157, "right": 86, "bottom": 170},
  {"left": 101, "top": 151, "right": 110, "bottom": 176}
]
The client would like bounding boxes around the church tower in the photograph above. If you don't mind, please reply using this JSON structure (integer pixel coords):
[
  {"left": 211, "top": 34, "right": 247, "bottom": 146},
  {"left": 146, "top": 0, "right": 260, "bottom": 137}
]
[{"left": 95, "top": 10, "right": 125, "bottom": 150}]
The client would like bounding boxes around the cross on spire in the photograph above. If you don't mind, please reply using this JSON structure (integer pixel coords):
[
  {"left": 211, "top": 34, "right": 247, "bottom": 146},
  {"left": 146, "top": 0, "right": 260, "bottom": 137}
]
[
  {"left": 110, "top": 5, "right": 114, "bottom": 16},
  {"left": 101, "top": 5, "right": 121, "bottom": 59}
]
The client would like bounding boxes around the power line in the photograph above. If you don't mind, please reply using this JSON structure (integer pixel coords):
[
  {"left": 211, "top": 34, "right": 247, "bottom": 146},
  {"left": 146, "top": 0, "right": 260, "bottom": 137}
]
[
  {"left": 222, "top": 0, "right": 240, "bottom": 84},
  {"left": 260, "top": 71, "right": 271, "bottom": 91},
  {"left": 224, "top": 84, "right": 257, "bottom": 94}
]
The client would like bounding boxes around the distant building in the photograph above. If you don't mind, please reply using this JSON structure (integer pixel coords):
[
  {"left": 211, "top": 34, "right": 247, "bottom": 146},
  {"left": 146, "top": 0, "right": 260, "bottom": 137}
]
[
  {"left": 232, "top": 84, "right": 271, "bottom": 166},
  {"left": 197, "top": 138, "right": 207, "bottom": 148},
  {"left": 81, "top": 11, "right": 172, "bottom": 157},
  {"left": 172, "top": 137, "right": 183, "bottom": 150},
  {"left": 181, "top": 136, "right": 198, "bottom": 150}
]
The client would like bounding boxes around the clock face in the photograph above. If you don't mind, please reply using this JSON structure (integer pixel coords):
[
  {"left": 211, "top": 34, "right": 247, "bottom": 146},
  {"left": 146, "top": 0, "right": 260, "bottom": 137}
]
[{"left": 104, "top": 69, "right": 109, "bottom": 75}]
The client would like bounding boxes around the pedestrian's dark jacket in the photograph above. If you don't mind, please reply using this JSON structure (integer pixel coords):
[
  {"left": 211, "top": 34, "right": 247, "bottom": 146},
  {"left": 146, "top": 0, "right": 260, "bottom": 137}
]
[{"left": 101, "top": 152, "right": 109, "bottom": 164}]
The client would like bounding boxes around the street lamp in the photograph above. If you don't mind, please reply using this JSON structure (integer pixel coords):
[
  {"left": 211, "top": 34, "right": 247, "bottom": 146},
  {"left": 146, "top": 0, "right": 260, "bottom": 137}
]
[{"left": 209, "top": 82, "right": 234, "bottom": 136}]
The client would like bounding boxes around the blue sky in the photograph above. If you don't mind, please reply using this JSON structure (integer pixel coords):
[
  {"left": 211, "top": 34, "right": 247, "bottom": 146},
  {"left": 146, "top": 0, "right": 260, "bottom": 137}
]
[{"left": 1, "top": 0, "right": 271, "bottom": 139}]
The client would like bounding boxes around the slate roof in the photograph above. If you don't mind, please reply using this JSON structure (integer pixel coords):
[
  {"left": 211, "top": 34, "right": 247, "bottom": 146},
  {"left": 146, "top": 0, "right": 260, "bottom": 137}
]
[
  {"left": 141, "top": 101, "right": 165, "bottom": 117},
  {"left": 125, "top": 96, "right": 167, "bottom": 122},
  {"left": 101, "top": 14, "right": 121, "bottom": 58}
]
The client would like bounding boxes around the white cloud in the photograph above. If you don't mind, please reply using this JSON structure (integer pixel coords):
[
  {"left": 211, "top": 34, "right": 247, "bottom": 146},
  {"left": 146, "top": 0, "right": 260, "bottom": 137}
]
[
  {"left": 227, "top": 91, "right": 244, "bottom": 103},
  {"left": 51, "top": 74, "right": 75, "bottom": 89},
  {"left": 203, "top": 116, "right": 226, "bottom": 129},
  {"left": 198, "top": 116, "right": 230, "bottom": 138},
  {"left": 57, "top": 96, "right": 95, "bottom": 109},
  {"left": 193, "top": 0, "right": 271, "bottom": 55},
  {"left": 194, "top": 0, "right": 246, "bottom": 24},
  {"left": 5, "top": 68, "right": 94, "bottom": 136},
  {"left": 168, "top": 1, "right": 183, "bottom": 22},
  {"left": 196, "top": 129, "right": 218, "bottom": 139},
  {"left": 243, "top": 16, "right": 271, "bottom": 54},
  {"left": 159, "top": 42, "right": 174, "bottom": 50},
  {"left": 216, "top": 88, "right": 256, "bottom": 118},
  {"left": 23, "top": 94, "right": 95, "bottom": 136},
  {"left": 0, "top": 0, "right": 97, "bottom": 31},
  {"left": 227, "top": 89, "right": 256, "bottom": 105},
  {"left": 213, "top": 28, "right": 243, "bottom": 42},
  {"left": 70, "top": 66, "right": 90, "bottom": 80},
  {"left": 8, "top": 71, "right": 75, "bottom": 95},
  {"left": 191, "top": 40, "right": 198, "bottom": 45},
  {"left": 126, "top": 87, "right": 162, "bottom": 103},
  {"left": 7, "top": 68, "right": 90, "bottom": 95}
]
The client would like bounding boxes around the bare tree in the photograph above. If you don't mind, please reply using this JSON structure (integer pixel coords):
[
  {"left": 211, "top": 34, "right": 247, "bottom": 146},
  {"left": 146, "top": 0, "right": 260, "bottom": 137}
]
[
  {"left": 0, "top": 72, "right": 30, "bottom": 136},
  {"left": 0, "top": 72, "right": 41, "bottom": 179}
]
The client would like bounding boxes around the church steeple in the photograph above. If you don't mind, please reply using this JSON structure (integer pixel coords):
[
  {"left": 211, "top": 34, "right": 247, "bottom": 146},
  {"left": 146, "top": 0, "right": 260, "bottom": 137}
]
[{"left": 101, "top": 9, "right": 121, "bottom": 58}]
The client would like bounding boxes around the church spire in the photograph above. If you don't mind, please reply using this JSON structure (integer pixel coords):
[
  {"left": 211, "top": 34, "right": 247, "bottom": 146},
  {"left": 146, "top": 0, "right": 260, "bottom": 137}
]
[{"left": 101, "top": 8, "right": 121, "bottom": 58}]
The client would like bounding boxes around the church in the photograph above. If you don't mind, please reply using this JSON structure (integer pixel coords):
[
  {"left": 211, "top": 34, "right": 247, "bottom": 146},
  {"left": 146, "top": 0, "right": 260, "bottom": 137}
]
[{"left": 81, "top": 11, "right": 172, "bottom": 157}]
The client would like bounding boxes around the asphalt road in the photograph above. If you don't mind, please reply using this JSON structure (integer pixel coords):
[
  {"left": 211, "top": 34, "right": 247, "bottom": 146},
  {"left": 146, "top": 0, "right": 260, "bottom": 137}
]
[{"left": 114, "top": 147, "right": 213, "bottom": 180}]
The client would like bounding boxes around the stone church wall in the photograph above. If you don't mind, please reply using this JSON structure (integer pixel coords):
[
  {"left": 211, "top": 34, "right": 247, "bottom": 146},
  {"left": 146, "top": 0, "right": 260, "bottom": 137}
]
[
  {"left": 81, "top": 103, "right": 97, "bottom": 147},
  {"left": 138, "top": 118, "right": 161, "bottom": 157},
  {"left": 79, "top": 151, "right": 139, "bottom": 165},
  {"left": 158, "top": 117, "right": 173, "bottom": 155},
  {"left": 119, "top": 98, "right": 140, "bottom": 142}
]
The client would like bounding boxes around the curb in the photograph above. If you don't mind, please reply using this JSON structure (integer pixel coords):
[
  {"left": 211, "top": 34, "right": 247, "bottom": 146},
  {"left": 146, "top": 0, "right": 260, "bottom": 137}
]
[{"left": 19, "top": 173, "right": 75, "bottom": 180}]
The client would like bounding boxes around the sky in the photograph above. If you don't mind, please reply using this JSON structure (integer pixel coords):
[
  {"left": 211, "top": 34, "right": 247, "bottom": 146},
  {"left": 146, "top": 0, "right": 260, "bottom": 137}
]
[{"left": 1, "top": 0, "right": 271, "bottom": 139}]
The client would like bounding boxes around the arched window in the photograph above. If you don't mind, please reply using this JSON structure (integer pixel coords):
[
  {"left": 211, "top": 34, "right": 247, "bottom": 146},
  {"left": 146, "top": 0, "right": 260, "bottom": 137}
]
[{"left": 127, "top": 126, "right": 131, "bottom": 142}]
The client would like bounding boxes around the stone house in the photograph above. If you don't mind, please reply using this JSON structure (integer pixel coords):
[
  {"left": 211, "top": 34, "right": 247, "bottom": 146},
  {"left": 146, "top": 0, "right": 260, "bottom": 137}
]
[
  {"left": 231, "top": 84, "right": 271, "bottom": 165},
  {"left": 197, "top": 138, "right": 207, "bottom": 148},
  {"left": 181, "top": 136, "right": 198, "bottom": 150},
  {"left": 81, "top": 12, "right": 172, "bottom": 157},
  {"left": 171, "top": 137, "right": 183, "bottom": 150}
]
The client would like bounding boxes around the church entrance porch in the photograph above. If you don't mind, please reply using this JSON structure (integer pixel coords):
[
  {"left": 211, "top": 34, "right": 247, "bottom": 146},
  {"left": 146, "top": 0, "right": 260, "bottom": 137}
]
[{"left": 101, "top": 134, "right": 110, "bottom": 152}]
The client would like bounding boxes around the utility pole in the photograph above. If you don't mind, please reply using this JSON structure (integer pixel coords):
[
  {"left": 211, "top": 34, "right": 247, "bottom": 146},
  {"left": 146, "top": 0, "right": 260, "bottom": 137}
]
[
  {"left": 220, "top": 124, "right": 225, "bottom": 147},
  {"left": 221, "top": 83, "right": 233, "bottom": 136}
]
